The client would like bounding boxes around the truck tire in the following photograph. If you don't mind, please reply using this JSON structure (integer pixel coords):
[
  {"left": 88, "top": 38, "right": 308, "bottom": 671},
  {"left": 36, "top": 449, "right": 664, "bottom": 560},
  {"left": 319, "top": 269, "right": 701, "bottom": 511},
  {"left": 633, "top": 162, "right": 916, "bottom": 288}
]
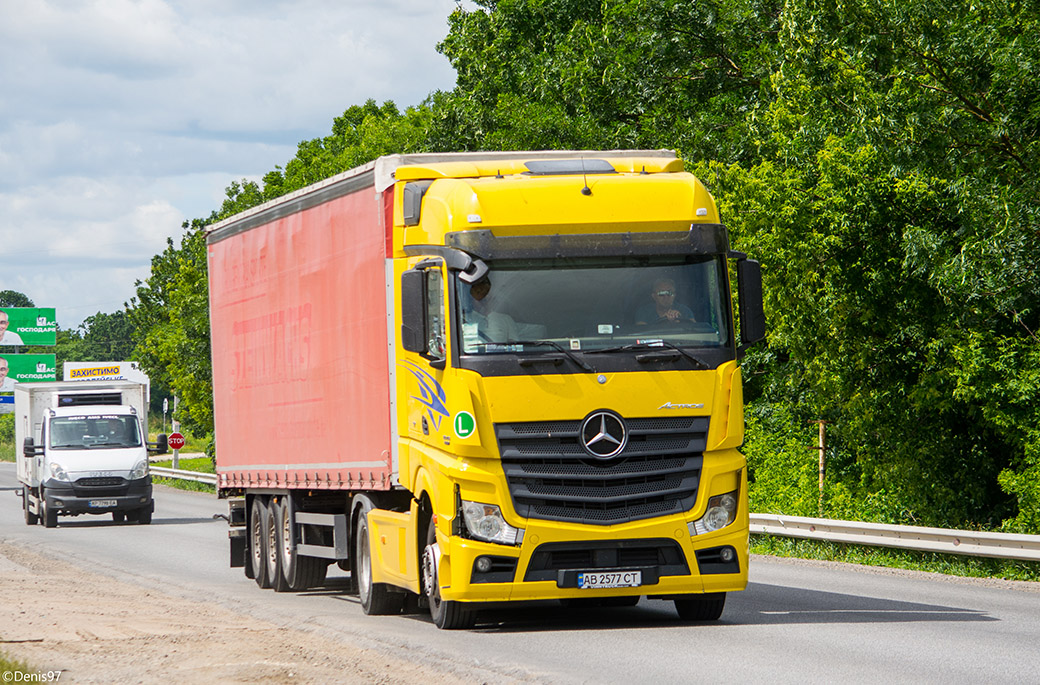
[
  {"left": 266, "top": 498, "right": 290, "bottom": 592},
  {"left": 249, "top": 497, "right": 271, "bottom": 589},
  {"left": 40, "top": 489, "right": 58, "bottom": 528},
  {"left": 113, "top": 512, "right": 126, "bottom": 523},
  {"left": 355, "top": 504, "right": 402, "bottom": 615},
  {"left": 137, "top": 506, "right": 152, "bottom": 525},
  {"left": 674, "top": 593, "right": 726, "bottom": 621},
  {"left": 275, "top": 495, "right": 327, "bottom": 591},
  {"left": 23, "top": 487, "right": 39, "bottom": 526},
  {"left": 423, "top": 522, "right": 475, "bottom": 629}
]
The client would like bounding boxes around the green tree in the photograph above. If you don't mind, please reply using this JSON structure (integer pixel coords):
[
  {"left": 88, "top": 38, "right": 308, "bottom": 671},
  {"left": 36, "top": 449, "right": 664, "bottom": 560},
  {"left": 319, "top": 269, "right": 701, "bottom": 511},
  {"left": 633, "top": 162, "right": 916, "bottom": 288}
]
[
  {"left": 0, "top": 291, "right": 34, "bottom": 308},
  {"left": 129, "top": 223, "right": 213, "bottom": 438}
]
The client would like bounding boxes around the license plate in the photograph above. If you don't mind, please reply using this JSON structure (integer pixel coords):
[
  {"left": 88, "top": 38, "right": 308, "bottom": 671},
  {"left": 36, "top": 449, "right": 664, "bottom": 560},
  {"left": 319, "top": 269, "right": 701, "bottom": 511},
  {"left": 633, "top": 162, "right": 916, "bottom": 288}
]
[
  {"left": 577, "top": 570, "right": 642, "bottom": 589},
  {"left": 89, "top": 499, "right": 117, "bottom": 508}
]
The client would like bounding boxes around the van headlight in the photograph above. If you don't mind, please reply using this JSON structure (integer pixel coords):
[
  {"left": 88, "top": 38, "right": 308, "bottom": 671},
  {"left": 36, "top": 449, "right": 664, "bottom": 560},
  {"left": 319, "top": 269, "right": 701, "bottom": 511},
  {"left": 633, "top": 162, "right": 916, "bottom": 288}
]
[
  {"left": 461, "top": 501, "right": 522, "bottom": 545},
  {"left": 49, "top": 462, "right": 71, "bottom": 482},
  {"left": 130, "top": 460, "right": 149, "bottom": 480},
  {"left": 689, "top": 491, "right": 738, "bottom": 536}
]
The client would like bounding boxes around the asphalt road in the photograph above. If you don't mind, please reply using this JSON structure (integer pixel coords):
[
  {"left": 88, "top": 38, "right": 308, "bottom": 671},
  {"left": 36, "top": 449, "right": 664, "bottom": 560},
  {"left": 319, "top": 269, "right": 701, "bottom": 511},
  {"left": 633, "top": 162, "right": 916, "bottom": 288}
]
[{"left": 2, "top": 462, "right": 1039, "bottom": 684}]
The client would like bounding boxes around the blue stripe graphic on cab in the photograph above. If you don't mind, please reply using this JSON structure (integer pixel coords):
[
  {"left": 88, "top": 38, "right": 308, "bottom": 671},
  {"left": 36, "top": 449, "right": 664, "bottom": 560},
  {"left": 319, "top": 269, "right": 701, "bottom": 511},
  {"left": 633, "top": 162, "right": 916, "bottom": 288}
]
[{"left": 401, "top": 360, "right": 449, "bottom": 430}]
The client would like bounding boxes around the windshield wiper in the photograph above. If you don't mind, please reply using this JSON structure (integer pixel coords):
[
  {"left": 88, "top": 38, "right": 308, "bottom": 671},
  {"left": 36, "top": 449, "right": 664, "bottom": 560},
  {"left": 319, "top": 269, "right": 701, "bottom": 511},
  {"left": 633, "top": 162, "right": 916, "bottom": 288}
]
[
  {"left": 509, "top": 340, "right": 595, "bottom": 372},
  {"left": 586, "top": 341, "right": 710, "bottom": 369}
]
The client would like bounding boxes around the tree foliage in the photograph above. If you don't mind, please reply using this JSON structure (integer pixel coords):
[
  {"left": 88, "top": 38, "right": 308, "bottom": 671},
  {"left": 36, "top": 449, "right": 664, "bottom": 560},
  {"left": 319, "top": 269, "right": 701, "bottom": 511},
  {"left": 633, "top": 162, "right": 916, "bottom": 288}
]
[
  {"left": 128, "top": 223, "right": 212, "bottom": 437},
  {"left": 0, "top": 291, "right": 35, "bottom": 308}
]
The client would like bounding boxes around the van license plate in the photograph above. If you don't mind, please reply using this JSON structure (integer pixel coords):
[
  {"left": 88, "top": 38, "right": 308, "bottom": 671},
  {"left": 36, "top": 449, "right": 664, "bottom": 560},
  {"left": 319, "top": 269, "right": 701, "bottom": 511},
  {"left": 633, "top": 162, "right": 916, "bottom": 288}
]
[
  {"left": 577, "top": 570, "right": 642, "bottom": 589},
  {"left": 89, "top": 499, "right": 117, "bottom": 508}
]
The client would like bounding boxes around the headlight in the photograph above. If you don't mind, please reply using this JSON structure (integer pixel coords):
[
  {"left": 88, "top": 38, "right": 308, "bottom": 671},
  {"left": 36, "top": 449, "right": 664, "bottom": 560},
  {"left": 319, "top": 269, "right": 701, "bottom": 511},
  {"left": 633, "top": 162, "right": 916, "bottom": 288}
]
[
  {"left": 689, "top": 490, "right": 738, "bottom": 536},
  {"left": 130, "top": 460, "right": 149, "bottom": 480},
  {"left": 461, "top": 500, "right": 522, "bottom": 545},
  {"left": 49, "top": 462, "right": 70, "bottom": 482}
]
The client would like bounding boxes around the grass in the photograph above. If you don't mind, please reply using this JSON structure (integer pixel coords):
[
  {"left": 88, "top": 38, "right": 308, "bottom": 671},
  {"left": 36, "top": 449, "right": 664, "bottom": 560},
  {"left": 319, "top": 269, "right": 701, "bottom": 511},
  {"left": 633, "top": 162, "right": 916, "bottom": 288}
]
[
  {"left": 150, "top": 456, "right": 216, "bottom": 493},
  {"left": 752, "top": 534, "right": 1040, "bottom": 582},
  {"left": 1, "top": 651, "right": 32, "bottom": 680}
]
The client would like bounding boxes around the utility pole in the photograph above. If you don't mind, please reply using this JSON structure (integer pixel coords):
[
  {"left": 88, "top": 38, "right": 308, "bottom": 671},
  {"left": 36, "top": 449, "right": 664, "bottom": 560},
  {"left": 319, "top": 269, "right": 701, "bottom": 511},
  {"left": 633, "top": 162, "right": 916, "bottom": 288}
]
[{"left": 808, "top": 420, "right": 828, "bottom": 516}]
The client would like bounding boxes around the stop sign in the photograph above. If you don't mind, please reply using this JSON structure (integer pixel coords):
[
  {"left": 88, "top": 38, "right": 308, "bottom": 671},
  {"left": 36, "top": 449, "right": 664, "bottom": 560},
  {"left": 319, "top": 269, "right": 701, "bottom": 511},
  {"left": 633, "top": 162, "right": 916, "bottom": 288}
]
[{"left": 168, "top": 432, "right": 186, "bottom": 450}]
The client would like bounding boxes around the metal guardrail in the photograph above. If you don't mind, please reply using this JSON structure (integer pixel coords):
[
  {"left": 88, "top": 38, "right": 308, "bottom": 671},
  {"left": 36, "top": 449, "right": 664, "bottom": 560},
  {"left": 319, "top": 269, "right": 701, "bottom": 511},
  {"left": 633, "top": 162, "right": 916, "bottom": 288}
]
[
  {"left": 147, "top": 466, "right": 1040, "bottom": 562},
  {"left": 151, "top": 466, "right": 217, "bottom": 485},
  {"left": 750, "top": 513, "right": 1040, "bottom": 562}
]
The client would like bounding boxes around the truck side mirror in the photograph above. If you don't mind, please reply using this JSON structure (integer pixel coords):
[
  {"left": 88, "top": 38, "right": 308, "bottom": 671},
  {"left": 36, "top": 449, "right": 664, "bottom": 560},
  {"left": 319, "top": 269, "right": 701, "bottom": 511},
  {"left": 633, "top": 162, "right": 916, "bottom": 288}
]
[
  {"left": 148, "top": 434, "right": 169, "bottom": 455},
  {"left": 737, "top": 258, "right": 766, "bottom": 347},
  {"left": 23, "top": 437, "right": 43, "bottom": 458},
  {"left": 401, "top": 269, "right": 426, "bottom": 353}
]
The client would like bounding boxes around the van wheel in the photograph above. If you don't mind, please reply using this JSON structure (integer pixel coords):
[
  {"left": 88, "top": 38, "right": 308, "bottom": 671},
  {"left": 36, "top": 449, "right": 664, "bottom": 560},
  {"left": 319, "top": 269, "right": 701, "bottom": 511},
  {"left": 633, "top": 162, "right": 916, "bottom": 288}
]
[
  {"left": 137, "top": 507, "right": 152, "bottom": 525},
  {"left": 249, "top": 498, "right": 271, "bottom": 588},
  {"left": 23, "top": 487, "right": 39, "bottom": 526},
  {"left": 355, "top": 503, "right": 401, "bottom": 615},
  {"left": 275, "top": 496, "right": 327, "bottom": 591},
  {"left": 113, "top": 512, "right": 126, "bottom": 523},
  {"left": 674, "top": 593, "right": 726, "bottom": 621},
  {"left": 40, "top": 489, "right": 57, "bottom": 528},
  {"left": 423, "top": 521, "right": 474, "bottom": 629}
]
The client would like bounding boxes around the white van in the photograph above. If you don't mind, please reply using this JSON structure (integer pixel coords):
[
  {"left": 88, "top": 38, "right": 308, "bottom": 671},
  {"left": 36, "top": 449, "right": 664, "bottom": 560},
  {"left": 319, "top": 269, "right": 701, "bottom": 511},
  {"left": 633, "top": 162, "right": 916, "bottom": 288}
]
[{"left": 16, "top": 381, "right": 167, "bottom": 527}]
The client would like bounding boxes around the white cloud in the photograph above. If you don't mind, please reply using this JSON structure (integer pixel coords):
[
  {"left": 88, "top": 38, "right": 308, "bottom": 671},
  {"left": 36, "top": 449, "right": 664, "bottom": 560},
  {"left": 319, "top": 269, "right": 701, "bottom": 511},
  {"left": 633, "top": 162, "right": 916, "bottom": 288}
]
[{"left": 0, "top": 0, "right": 467, "bottom": 327}]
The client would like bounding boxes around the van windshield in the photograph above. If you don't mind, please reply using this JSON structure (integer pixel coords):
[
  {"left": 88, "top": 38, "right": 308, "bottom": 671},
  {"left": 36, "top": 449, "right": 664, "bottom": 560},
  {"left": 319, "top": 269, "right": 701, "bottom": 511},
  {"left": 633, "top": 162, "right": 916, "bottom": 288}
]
[
  {"left": 49, "top": 415, "right": 143, "bottom": 450},
  {"left": 455, "top": 255, "right": 731, "bottom": 355}
]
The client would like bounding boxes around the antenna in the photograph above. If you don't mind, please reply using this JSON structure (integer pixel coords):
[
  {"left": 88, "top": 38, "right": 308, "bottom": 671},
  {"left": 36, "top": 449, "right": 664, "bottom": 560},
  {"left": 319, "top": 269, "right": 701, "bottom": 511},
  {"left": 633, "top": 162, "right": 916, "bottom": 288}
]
[{"left": 580, "top": 157, "right": 592, "bottom": 196}]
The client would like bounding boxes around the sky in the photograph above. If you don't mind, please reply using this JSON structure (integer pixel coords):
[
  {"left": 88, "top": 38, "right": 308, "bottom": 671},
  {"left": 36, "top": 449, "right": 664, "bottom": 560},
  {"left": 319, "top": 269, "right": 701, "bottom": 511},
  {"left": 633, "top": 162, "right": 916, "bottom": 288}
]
[{"left": 0, "top": 0, "right": 467, "bottom": 329}]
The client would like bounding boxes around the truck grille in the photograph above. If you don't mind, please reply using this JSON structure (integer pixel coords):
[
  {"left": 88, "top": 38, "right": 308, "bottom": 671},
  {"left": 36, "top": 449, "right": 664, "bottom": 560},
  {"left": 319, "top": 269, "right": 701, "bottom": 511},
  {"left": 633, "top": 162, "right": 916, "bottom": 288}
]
[
  {"left": 496, "top": 416, "right": 708, "bottom": 525},
  {"left": 73, "top": 477, "right": 129, "bottom": 497}
]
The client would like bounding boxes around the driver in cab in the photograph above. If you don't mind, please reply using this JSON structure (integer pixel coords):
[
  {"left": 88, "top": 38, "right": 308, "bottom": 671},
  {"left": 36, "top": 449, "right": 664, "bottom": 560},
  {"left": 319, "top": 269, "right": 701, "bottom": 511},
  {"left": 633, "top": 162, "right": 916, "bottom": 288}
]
[{"left": 635, "top": 279, "right": 695, "bottom": 326}]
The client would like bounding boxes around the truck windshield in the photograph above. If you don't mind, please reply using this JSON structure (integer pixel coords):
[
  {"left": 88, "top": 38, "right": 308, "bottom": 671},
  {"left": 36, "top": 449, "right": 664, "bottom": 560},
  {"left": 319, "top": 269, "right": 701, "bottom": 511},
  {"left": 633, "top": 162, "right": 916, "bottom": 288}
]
[
  {"left": 49, "top": 415, "right": 143, "bottom": 450},
  {"left": 456, "top": 256, "right": 731, "bottom": 355}
]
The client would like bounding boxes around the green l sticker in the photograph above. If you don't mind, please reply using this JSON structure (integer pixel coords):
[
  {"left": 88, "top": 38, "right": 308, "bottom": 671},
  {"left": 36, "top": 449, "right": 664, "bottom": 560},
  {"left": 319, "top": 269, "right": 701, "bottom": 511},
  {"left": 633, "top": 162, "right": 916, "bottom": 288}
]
[{"left": 454, "top": 411, "right": 476, "bottom": 438}]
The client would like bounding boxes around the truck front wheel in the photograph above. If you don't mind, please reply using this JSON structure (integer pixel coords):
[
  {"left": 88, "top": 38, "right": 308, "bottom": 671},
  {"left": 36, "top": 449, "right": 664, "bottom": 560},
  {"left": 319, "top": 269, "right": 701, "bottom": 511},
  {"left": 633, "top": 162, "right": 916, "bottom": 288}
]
[
  {"left": 674, "top": 592, "right": 726, "bottom": 621},
  {"left": 23, "top": 487, "right": 39, "bottom": 526},
  {"left": 423, "top": 522, "right": 475, "bottom": 630}
]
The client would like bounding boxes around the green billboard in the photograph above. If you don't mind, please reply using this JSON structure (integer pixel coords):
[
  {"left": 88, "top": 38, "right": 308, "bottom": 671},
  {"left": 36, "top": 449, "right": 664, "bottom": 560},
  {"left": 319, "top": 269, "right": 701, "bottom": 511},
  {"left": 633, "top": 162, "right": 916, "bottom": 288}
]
[
  {"left": 0, "top": 353, "right": 57, "bottom": 413},
  {"left": 0, "top": 307, "right": 57, "bottom": 346}
]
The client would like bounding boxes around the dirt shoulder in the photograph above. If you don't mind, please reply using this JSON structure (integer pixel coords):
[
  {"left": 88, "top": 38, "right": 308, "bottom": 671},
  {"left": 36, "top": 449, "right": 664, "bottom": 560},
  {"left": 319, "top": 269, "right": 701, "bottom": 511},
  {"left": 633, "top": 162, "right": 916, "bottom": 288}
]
[{"left": 0, "top": 542, "right": 475, "bottom": 684}]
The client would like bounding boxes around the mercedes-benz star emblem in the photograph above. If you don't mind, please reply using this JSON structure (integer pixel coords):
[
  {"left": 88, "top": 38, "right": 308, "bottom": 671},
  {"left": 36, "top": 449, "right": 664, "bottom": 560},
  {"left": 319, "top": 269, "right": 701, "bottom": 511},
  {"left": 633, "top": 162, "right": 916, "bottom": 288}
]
[{"left": 580, "top": 411, "right": 627, "bottom": 459}]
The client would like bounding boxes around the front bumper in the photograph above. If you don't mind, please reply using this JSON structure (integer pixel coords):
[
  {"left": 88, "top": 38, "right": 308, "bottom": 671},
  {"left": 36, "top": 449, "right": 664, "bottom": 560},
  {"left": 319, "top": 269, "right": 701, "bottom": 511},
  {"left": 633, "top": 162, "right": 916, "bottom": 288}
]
[
  {"left": 43, "top": 478, "right": 153, "bottom": 515},
  {"left": 438, "top": 517, "right": 749, "bottom": 603}
]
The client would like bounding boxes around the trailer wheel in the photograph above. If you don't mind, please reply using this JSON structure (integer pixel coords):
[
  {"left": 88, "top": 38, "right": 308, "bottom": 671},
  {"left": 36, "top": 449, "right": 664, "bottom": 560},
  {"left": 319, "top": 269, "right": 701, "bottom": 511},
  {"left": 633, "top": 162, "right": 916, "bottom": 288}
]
[
  {"left": 249, "top": 497, "right": 271, "bottom": 588},
  {"left": 23, "top": 487, "right": 39, "bottom": 526},
  {"left": 266, "top": 498, "right": 290, "bottom": 592},
  {"left": 40, "top": 488, "right": 58, "bottom": 528},
  {"left": 674, "top": 593, "right": 726, "bottom": 621},
  {"left": 423, "top": 521, "right": 475, "bottom": 629},
  {"left": 355, "top": 505, "right": 401, "bottom": 615},
  {"left": 275, "top": 496, "right": 327, "bottom": 591}
]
